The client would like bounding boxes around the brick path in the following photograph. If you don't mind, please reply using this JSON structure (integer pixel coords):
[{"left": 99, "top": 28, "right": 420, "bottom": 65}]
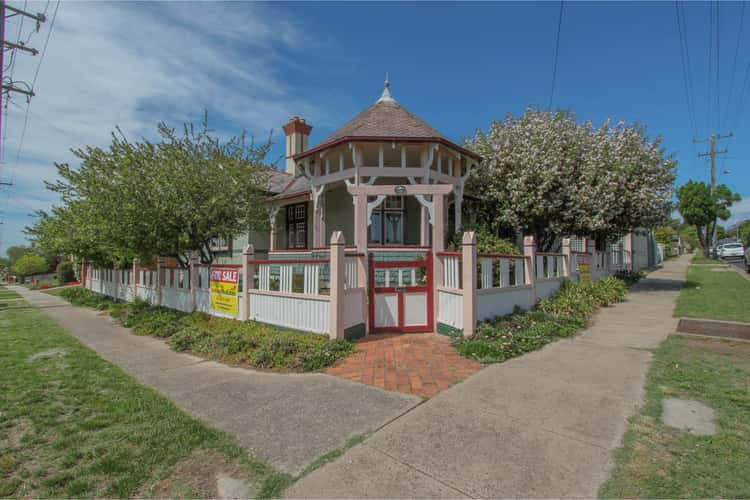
[{"left": 325, "top": 333, "right": 482, "bottom": 398}]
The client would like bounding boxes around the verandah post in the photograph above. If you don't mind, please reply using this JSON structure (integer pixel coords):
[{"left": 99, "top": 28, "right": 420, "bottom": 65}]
[
  {"left": 524, "top": 235, "right": 537, "bottom": 304},
  {"left": 329, "top": 231, "right": 346, "bottom": 339},
  {"left": 461, "top": 231, "right": 476, "bottom": 338},
  {"left": 241, "top": 244, "right": 254, "bottom": 321}
]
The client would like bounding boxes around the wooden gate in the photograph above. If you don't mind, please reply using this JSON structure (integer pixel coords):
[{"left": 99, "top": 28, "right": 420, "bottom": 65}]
[{"left": 368, "top": 252, "right": 433, "bottom": 333}]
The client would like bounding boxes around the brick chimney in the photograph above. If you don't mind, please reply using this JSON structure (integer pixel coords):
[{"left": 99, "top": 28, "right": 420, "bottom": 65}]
[{"left": 283, "top": 116, "right": 312, "bottom": 175}]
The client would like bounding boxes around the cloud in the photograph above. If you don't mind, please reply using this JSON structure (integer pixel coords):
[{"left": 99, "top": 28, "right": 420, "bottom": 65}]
[
  {"left": 727, "top": 197, "right": 750, "bottom": 227},
  {"left": 0, "top": 1, "right": 330, "bottom": 251}
]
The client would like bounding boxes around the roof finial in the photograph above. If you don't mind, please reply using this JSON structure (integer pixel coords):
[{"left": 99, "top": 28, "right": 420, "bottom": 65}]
[{"left": 377, "top": 72, "right": 395, "bottom": 103}]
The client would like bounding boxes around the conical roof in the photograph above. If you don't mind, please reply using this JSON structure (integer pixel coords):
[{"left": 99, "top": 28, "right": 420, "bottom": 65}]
[{"left": 294, "top": 78, "right": 479, "bottom": 160}]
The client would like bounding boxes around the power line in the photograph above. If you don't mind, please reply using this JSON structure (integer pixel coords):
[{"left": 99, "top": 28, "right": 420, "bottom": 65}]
[
  {"left": 715, "top": 1, "right": 721, "bottom": 131},
  {"left": 9, "top": 0, "right": 58, "bottom": 187},
  {"left": 730, "top": 61, "right": 750, "bottom": 132},
  {"left": 29, "top": 0, "right": 56, "bottom": 91},
  {"left": 675, "top": 1, "right": 697, "bottom": 136},
  {"left": 722, "top": 1, "right": 744, "bottom": 131},
  {"left": 548, "top": 1, "right": 564, "bottom": 110}
]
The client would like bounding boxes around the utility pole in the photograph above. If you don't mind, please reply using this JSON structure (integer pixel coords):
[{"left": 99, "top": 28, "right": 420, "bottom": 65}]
[
  {"left": 694, "top": 132, "right": 732, "bottom": 256},
  {"left": 0, "top": 0, "right": 46, "bottom": 184}
]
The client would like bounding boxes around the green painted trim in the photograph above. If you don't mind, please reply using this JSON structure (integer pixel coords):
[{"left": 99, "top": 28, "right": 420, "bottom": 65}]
[
  {"left": 437, "top": 322, "right": 462, "bottom": 337},
  {"left": 344, "top": 323, "right": 366, "bottom": 340}
]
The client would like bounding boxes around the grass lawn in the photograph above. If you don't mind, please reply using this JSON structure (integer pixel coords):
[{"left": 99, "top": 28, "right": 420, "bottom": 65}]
[
  {"left": 674, "top": 263, "right": 750, "bottom": 323},
  {"left": 0, "top": 295, "right": 287, "bottom": 498},
  {"left": 0, "top": 286, "right": 22, "bottom": 309},
  {"left": 690, "top": 252, "right": 723, "bottom": 265},
  {"left": 600, "top": 335, "right": 750, "bottom": 498}
]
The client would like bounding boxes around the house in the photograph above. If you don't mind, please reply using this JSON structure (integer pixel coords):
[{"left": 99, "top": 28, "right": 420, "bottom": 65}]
[
  {"left": 213, "top": 78, "right": 480, "bottom": 264},
  {"left": 83, "top": 79, "right": 658, "bottom": 339}
]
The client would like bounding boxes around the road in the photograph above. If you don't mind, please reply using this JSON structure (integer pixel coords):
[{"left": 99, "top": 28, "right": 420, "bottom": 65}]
[{"left": 723, "top": 256, "right": 746, "bottom": 272}]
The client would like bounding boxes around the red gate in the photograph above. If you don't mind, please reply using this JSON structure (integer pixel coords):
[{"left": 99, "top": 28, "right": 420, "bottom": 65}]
[{"left": 368, "top": 252, "right": 433, "bottom": 333}]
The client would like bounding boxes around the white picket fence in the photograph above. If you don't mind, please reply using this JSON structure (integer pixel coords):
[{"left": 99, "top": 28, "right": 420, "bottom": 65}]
[{"left": 436, "top": 241, "right": 614, "bottom": 332}]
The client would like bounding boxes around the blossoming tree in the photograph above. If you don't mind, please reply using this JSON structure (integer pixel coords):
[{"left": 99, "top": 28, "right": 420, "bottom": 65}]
[{"left": 467, "top": 109, "right": 676, "bottom": 250}]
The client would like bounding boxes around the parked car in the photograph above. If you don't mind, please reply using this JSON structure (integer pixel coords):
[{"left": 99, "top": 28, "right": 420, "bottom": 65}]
[{"left": 720, "top": 242, "right": 745, "bottom": 259}]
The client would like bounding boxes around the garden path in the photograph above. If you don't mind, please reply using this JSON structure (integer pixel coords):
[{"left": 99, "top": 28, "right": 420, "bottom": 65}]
[{"left": 325, "top": 333, "right": 481, "bottom": 398}]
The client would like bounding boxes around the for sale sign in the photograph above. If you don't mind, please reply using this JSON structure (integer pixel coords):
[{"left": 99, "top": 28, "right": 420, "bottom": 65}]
[{"left": 210, "top": 268, "right": 239, "bottom": 315}]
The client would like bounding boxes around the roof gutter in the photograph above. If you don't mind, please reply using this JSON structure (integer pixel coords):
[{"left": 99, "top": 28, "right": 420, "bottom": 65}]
[{"left": 293, "top": 136, "right": 482, "bottom": 162}]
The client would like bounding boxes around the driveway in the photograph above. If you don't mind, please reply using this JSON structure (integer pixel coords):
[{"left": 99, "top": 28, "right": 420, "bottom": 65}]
[
  {"left": 12, "top": 287, "right": 420, "bottom": 476},
  {"left": 286, "top": 255, "right": 691, "bottom": 498}
]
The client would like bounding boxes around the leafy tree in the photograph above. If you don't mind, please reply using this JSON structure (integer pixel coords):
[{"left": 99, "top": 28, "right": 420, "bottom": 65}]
[
  {"left": 467, "top": 109, "right": 675, "bottom": 250},
  {"left": 737, "top": 219, "right": 750, "bottom": 244},
  {"left": 676, "top": 181, "right": 741, "bottom": 256},
  {"left": 12, "top": 254, "right": 49, "bottom": 279},
  {"left": 5, "top": 245, "right": 33, "bottom": 266},
  {"left": 27, "top": 116, "right": 272, "bottom": 268},
  {"left": 56, "top": 261, "right": 76, "bottom": 284}
]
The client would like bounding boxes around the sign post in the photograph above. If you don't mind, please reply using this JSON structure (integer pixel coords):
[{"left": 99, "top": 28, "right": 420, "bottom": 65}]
[{"left": 210, "top": 268, "right": 239, "bottom": 316}]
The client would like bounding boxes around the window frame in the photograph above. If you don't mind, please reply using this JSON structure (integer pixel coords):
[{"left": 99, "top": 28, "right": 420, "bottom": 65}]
[
  {"left": 369, "top": 196, "right": 406, "bottom": 245},
  {"left": 286, "top": 202, "right": 308, "bottom": 249}
]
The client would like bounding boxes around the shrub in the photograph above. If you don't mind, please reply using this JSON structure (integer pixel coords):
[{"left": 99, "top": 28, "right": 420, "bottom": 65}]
[
  {"left": 613, "top": 269, "right": 645, "bottom": 287},
  {"left": 537, "top": 277, "right": 627, "bottom": 319},
  {"left": 56, "top": 261, "right": 76, "bottom": 285},
  {"left": 457, "top": 274, "right": 637, "bottom": 364},
  {"left": 447, "top": 224, "right": 519, "bottom": 254},
  {"left": 456, "top": 310, "right": 584, "bottom": 363},
  {"left": 58, "top": 287, "right": 114, "bottom": 309}
]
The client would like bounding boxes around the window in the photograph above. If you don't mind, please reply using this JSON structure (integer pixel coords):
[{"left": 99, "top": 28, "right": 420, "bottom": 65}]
[
  {"left": 286, "top": 203, "right": 307, "bottom": 249},
  {"left": 370, "top": 196, "right": 405, "bottom": 245}
]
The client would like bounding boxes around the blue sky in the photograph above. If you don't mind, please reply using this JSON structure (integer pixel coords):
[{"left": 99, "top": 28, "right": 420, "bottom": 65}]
[{"left": 1, "top": 1, "right": 749, "bottom": 253}]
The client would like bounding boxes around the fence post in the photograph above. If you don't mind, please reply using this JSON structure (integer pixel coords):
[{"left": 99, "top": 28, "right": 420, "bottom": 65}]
[
  {"left": 132, "top": 258, "right": 138, "bottom": 298},
  {"left": 524, "top": 235, "right": 537, "bottom": 304},
  {"left": 329, "top": 231, "right": 346, "bottom": 339},
  {"left": 155, "top": 257, "right": 163, "bottom": 307},
  {"left": 113, "top": 263, "right": 120, "bottom": 301},
  {"left": 561, "top": 238, "right": 571, "bottom": 278},
  {"left": 462, "top": 231, "right": 476, "bottom": 338},
  {"left": 242, "top": 244, "right": 254, "bottom": 321},
  {"left": 189, "top": 251, "right": 199, "bottom": 312},
  {"left": 624, "top": 231, "right": 634, "bottom": 271}
]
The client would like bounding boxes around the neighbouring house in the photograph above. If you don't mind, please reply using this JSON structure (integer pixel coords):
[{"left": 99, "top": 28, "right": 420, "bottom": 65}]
[{"left": 83, "top": 80, "right": 659, "bottom": 339}]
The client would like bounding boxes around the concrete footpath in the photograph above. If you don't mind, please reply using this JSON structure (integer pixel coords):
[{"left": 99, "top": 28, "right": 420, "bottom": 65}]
[
  {"left": 286, "top": 255, "right": 691, "bottom": 498},
  {"left": 11, "top": 286, "right": 420, "bottom": 477}
]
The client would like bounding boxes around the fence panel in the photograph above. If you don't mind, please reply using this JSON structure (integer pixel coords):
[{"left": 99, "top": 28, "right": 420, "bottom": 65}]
[
  {"left": 437, "top": 288, "right": 463, "bottom": 330},
  {"left": 248, "top": 291, "right": 329, "bottom": 334}
]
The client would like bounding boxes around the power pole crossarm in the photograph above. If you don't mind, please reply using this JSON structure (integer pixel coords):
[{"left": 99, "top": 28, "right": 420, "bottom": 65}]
[
  {"left": 1, "top": 84, "right": 35, "bottom": 97},
  {"left": 3, "top": 3, "right": 45, "bottom": 23},
  {"left": 2, "top": 40, "right": 37, "bottom": 55}
]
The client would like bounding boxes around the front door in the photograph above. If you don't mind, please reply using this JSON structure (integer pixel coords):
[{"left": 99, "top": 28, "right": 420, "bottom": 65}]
[{"left": 368, "top": 252, "right": 433, "bottom": 333}]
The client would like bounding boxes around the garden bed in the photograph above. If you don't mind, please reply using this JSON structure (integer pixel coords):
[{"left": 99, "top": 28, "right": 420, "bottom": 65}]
[
  {"left": 455, "top": 272, "right": 638, "bottom": 363},
  {"left": 54, "top": 287, "right": 354, "bottom": 372}
]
